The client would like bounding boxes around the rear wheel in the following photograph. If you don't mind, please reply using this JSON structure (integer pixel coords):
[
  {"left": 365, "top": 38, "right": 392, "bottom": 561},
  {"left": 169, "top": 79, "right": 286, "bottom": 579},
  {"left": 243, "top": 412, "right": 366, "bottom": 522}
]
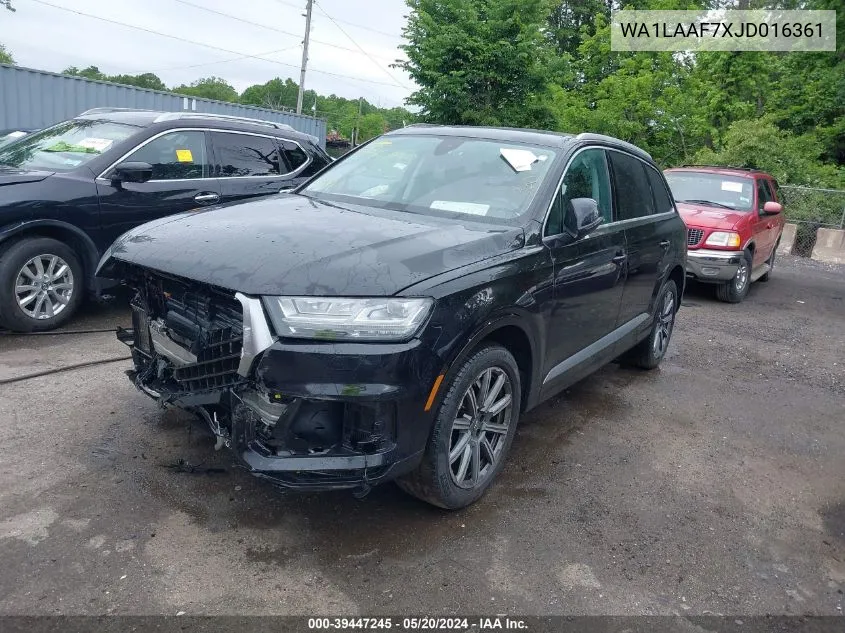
[
  {"left": 0, "top": 237, "right": 84, "bottom": 332},
  {"left": 716, "top": 251, "right": 752, "bottom": 303},
  {"left": 620, "top": 279, "right": 678, "bottom": 370},
  {"left": 396, "top": 345, "right": 521, "bottom": 509}
]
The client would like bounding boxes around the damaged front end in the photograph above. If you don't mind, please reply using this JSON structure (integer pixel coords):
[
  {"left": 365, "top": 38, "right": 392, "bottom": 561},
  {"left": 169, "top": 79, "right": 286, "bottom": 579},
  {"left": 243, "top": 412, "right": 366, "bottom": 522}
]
[{"left": 118, "top": 268, "right": 402, "bottom": 492}]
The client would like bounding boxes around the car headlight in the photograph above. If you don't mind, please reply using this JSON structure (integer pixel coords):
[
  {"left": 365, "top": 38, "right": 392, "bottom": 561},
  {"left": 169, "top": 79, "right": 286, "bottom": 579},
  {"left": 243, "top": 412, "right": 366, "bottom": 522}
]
[
  {"left": 262, "top": 296, "right": 434, "bottom": 341},
  {"left": 704, "top": 231, "right": 741, "bottom": 248}
]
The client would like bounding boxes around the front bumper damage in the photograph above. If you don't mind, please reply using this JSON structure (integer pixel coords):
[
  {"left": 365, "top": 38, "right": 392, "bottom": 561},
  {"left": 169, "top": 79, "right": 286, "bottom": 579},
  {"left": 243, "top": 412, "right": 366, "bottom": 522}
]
[{"left": 117, "top": 269, "right": 439, "bottom": 492}]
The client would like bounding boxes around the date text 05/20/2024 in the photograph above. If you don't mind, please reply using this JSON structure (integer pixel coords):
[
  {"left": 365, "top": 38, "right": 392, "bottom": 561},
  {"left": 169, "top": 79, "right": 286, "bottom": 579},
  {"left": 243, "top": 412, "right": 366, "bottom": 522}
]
[{"left": 307, "top": 617, "right": 529, "bottom": 630}]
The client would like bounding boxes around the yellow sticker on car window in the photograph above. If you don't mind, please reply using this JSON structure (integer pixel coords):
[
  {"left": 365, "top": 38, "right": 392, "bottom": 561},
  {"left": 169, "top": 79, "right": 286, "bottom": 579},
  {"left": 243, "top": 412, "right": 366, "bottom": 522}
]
[{"left": 175, "top": 149, "right": 193, "bottom": 163}]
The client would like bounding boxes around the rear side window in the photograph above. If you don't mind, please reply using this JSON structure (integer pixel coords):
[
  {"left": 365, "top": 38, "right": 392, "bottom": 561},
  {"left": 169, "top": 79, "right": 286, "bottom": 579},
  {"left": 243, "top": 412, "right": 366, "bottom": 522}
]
[
  {"left": 645, "top": 166, "right": 675, "bottom": 214},
  {"left": 766, "top": 179, "right": 779, "bottom": 202},
  {"left": 546, "top": 148, "right": 612, "bottom": 236},
  {"left": 608, "top": 151, "right": 655, "bottom": 220},
  {"left": 125, "top": 130, "right": 209, "bottom": 180},
  {"left": 280, "top": 140, "right": 309, "bottom": 172},
  {"left": 756, "top": 178, "right": 772, "bottom": 211},
  {"left": 212, "top": 132, "right": 281, "bottom": 177}
]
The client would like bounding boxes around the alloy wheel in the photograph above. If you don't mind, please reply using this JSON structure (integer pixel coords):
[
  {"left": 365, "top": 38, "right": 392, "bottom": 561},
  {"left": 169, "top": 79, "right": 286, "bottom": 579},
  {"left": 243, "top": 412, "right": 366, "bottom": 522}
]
[
  {"left": 448, "top": 366, "right": 514, "bottom": 490},
  {"left": 652, "top": 289, "right": 676, "bottom": 358},
  {"left": 14, "top": 254, "right": 75, "bottom": 320}
]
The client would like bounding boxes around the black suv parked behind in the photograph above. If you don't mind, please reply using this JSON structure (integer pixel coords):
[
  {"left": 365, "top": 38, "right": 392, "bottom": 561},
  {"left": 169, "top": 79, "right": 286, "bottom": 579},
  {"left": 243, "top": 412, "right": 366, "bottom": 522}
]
[
  {"left": 99, "top": 125, "right": 687, "bottom": 509},
  {"left": 0, "top": 108, "right": 331, "bottom": 331}
]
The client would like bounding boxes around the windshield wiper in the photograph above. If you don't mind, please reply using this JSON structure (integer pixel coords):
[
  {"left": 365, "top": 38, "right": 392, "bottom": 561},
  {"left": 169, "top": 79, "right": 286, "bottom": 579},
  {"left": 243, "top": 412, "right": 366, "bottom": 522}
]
[{"left": 679, "top": 199, "right": 734, "bottom": 210}]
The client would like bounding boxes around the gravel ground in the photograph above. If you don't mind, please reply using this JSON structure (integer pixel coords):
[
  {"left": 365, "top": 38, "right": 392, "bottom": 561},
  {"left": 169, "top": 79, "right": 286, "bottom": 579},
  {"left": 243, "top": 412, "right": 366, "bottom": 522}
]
[{"left": 0, "top": 255, "right": 843, "bottom": 617}]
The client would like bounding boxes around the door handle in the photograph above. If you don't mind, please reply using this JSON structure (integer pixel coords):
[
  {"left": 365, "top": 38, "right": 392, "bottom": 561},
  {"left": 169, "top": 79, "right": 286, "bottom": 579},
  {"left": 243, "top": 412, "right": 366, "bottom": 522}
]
[
  {"left": 194, "top": 192, "right": 220, "bottom": 204},
  {"left": 659, "top": 240, "right": 671, "bottom": 250},
  {"left": 612, "top": 250, "right": 627, "bottom": 264},
  {"left": 766, "top": 223, "right": 774, "bottom": 229}
]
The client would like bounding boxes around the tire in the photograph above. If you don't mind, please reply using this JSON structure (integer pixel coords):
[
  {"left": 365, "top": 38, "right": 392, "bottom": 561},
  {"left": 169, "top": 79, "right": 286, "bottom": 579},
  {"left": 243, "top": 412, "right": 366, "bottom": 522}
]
[
  {"left": 0, "top": 237, "right": 84, "bottom": 332},
  {"left": 759, "top": 243, "right": 777, "bottom": 282},
  {"left": 620, "top": 279, "right": 678, "bottom": 370},
  {"left": 715, "top": 251, "right": 752, "bottom": 303},
  {"left": 396, "top": 345, "right": 522, "bottom": 509}
]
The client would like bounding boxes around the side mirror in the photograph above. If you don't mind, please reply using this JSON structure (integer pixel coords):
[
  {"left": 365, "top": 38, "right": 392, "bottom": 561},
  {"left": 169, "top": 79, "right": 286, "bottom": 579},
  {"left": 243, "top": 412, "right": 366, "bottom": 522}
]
[
  {"left": 111, "top": 161, "right": 153, "bottom": 184},
  {"left": 763, "top": 201, "right": 783, "bottom": 215},
  {"left": 568, "top": 197, "right": 603, "bottom": 238}
]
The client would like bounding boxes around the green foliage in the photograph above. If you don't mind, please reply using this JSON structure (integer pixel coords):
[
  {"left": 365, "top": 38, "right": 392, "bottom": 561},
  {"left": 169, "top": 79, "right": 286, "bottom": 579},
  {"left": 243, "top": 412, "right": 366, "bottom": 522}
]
[
  {"left": 0, "top": 43, "right": 12, "bottom": 64},
  {"left": 397, "top": 0, "right": 557, "bottom": 128},
  {"left": 693, "top": 117, "right": 843, "bottom": 189},
  {"left": 55, "top": 64, "right": 414, "bottom": 143},
  {"left": 398, "top": 0, "right": 843, "bottom": 188},
  {"left": 62, "top": 66, "right": 167, "bottom": 91},
  {"left": 172, "top": 76, "right": 239, "bottom": 103}
]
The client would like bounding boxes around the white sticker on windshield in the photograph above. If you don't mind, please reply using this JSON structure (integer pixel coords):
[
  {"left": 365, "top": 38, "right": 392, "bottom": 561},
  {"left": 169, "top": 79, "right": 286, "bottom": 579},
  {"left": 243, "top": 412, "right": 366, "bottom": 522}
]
[
  {"left": 721, "top": 181, "right": 744, "bottom": 192},
  {"left": 500, "top": 148, "right": 539, "bottom": 172},
  {"left": 431, "top": 201, "right": 490, "bottom": 215},
  {"left": 77, "top": 138, "right": 114, "bottom": 152}
]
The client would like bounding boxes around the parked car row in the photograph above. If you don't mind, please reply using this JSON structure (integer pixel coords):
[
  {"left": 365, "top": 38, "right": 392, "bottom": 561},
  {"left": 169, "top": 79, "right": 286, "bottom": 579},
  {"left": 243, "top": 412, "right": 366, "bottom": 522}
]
[
  {"left": 665, "top": 165, "right": 785, "bottom": 303},
  {"left": 0, "top": 108, "right": 331, "bottom": 331},
  {"left": 0, "top": 110, "right": 786, "bottom": 508}
]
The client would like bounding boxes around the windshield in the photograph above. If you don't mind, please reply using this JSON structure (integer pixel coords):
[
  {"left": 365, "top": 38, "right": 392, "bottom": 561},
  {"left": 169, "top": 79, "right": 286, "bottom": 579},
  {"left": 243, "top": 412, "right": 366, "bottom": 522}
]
[
  {"left": 665, "top": 172, "right": 754, "bottom": 211},
  {"left": 0, "top": 119, "right": 139, "bottom": 172},
  {"left": 302, "top": 134, "right": 558, "bottom": 224}
]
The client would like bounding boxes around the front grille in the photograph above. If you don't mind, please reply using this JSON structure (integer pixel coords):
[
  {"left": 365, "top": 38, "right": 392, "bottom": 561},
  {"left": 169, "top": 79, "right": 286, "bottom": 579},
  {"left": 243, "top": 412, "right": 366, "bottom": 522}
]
[
  {"left": 687, "top": 228, "right": 704, "bottom": 247},
  {"left": 173, "top": 325, "right": 242, "bottom": 391},
  {"left": 132, "top": 272, "right": 245, "bottom": 393}
]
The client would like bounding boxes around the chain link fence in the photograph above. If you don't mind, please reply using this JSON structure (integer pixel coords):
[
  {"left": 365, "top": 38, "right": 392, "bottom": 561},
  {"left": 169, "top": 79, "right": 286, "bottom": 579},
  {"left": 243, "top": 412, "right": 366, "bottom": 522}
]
[{"left": 779, "top": 185, "right": 845, "bottom": 257}]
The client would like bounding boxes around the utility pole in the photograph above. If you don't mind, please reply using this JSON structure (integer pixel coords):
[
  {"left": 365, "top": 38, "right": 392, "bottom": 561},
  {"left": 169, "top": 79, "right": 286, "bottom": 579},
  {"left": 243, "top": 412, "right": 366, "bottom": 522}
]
[
  {"left": 296, "top": 0, "right": 314, "bottom": 115},
  {"left": 353, "top": 96, "right": 362, "bottom": 146}
]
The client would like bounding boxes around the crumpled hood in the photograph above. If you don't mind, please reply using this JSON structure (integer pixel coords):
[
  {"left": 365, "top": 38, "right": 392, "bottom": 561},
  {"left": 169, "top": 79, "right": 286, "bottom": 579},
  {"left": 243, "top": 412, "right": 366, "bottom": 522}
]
[
  {"left": 0, "top": 168, "right": 54, "bottom": 187},
  {"left": 676, "top": 202, "right": 748, "bottom": 230},
  {"left": 99, "top": 194, "right": 525, "bottom": 296}
]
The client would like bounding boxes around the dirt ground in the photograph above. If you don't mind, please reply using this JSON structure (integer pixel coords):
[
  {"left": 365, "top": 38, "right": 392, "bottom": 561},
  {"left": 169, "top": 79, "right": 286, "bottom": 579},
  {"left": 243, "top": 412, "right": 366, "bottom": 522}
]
[{"left": 0, "top": 255, "right": 843, "bottom": 616}]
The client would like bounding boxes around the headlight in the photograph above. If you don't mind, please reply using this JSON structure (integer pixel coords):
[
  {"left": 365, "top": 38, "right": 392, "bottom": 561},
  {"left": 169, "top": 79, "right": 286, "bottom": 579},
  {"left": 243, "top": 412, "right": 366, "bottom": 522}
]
[
  {"left": 704, "top": 231, "right": 741, "bottom": 248},
  {"left": 263, "top": 296, "right": 434, "bottom": 341}
]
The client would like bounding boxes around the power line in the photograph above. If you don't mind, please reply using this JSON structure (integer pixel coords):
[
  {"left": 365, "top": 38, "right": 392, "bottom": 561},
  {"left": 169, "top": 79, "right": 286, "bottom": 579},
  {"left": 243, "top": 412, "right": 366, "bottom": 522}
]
[
  {"left": 313, "top": 0, "right": 410, "bottom": 90},
  {"left": 30, "top": 0, "right": 406, "bottom": 90},
  {"left": 274, "top": 0, "right": 403, "bottom": 40},
  {"left": 171, "top": 0, "right": 399, "bottom": 65},
  {"left": 150, "top": 45, "right": 302, "bottom": 73}
]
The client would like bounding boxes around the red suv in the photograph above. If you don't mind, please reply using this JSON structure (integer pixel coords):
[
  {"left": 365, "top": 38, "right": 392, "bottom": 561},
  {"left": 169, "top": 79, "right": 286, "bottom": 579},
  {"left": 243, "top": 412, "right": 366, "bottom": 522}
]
[{"left": 663, "top": 166, "right": 785, "bottom": 303}]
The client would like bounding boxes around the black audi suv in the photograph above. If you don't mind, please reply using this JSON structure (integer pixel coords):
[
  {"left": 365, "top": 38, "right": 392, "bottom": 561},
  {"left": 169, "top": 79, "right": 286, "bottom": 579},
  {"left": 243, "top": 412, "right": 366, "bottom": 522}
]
[{"left": 98, "top": 125, "right": 687, "bottom": 509}]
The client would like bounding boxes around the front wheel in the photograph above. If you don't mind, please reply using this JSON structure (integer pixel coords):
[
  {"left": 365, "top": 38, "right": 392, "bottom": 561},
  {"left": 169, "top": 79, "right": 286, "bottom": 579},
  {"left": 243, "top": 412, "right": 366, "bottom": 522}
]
[
  {"left": 397, "top": 345, "right": 521, "bottom": 509},
  {"left": 716, "top": 251, "right": 752, "bottom": 303}
]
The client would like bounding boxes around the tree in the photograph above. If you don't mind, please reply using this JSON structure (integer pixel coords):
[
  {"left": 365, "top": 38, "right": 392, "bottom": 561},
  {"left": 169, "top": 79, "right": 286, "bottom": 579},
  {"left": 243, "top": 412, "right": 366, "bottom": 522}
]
[
  {"left": 173, "top": 76, "right": 239, "bottom": 103},
  {"left": 694, "top": 117, "right": 843, "bottom": 189},
  {"left": 397, "top": 0, "right": 556, "bottom": 128},
  {"left": 0, "top": 43, "right": 13, "bottom": 64},
  {"left": 2, "top": 1, "right": 14, "bottom": 13},
  {"left": 108, "top": 73, "right": 167, "bottom": 91},
  {"left": 240, "top": 77, "right": 299, "bottom": 111},
  {"left": 62, "top": 65, "right": 107, "bottom": 81}
]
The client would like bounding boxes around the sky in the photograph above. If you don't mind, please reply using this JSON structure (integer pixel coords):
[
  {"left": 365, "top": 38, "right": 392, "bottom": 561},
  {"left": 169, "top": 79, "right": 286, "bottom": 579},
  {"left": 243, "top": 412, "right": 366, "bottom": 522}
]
[{"left": 1, "top": 0, "right": 415, "bottom": 109}]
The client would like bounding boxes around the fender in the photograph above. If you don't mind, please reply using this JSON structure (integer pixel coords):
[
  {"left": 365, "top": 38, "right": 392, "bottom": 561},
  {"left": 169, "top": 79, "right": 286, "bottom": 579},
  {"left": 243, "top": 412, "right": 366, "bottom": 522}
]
[
  {"left": 431, "top": 311, "right": 543, "bottom": 414},
  {"left": 0, "top": 219, "right": 101, "bottom": 285}
]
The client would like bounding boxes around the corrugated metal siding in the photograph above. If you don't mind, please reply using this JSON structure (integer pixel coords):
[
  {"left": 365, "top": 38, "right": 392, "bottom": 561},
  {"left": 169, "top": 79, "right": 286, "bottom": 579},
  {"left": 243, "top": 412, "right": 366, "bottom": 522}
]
[{"left": 0, "top": 64, "right": 326, "bottom": 145}]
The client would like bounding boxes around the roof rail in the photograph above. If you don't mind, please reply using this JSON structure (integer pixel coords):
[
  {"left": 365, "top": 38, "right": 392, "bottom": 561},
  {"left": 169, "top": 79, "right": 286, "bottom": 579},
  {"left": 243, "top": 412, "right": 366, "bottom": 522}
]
[
  {"left": 78, "top": 107, "right": 158, "bottom": 116},
  {"left": 575, "top": 133, "right": 652, "bottom": 160},
  {"left": 153, "top": 112, "right": 296, "bottom": 131},
  {"left": 680, "top": 164, "right": 762, "bottom": 172}
]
